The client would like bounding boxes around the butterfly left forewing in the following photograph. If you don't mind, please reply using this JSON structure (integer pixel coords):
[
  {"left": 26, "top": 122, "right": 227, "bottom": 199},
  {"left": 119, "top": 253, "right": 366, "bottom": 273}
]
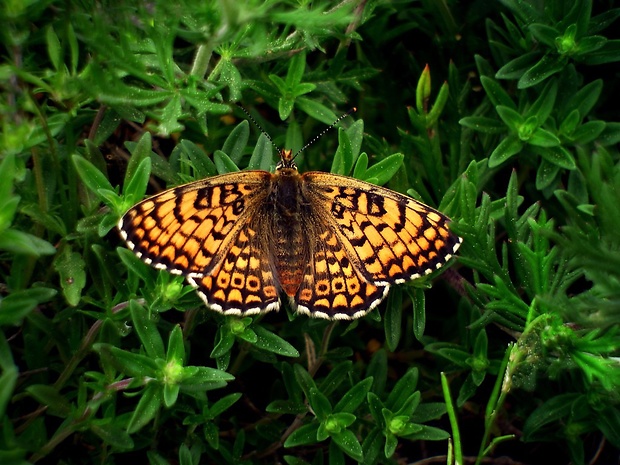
[
  {"left": 301, "top": 172, "right": 462, "bottom": 286},
  {"left": 118, "top": 171, "right": 272, "bottom": 277}
]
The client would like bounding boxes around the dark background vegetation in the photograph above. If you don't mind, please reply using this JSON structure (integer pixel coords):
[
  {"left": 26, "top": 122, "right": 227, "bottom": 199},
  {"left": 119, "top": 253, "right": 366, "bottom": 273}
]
[{"left": 1, "top": 0, "right": 619, "bottom": 464}]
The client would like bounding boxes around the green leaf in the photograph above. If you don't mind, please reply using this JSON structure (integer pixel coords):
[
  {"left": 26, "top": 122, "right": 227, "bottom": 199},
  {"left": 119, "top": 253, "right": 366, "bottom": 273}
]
[
  {"left": 309, "top": 388, "right": 332, "bottom": 420},
  {"left": 410, "top": 288, "right": 426, "bottom": 340},
  {"left": 495, "top": 51, "right": 540, "bottom": 80},
  {"left": 124, "top": 157, "right": 152, "bottom": 207},
  {"left": 209, "top": 393, "right": 242, "bottom": 418},
  {"left": 222, "top": 120, "right": 250, "bottom": 164},
  {"left": 46, "top": 26, "right": 62, "bottom": 71},
  {"left": 252, "top": 325, "right": 299, "bottom": 357},
  {"left": 537, "top": 146, "right": 576, "bottom": 169},
  {"left": 182, "top": 366, "right": 234, "bottom": 386},
  {"left": 459, "top": 116, "right": 505, "bottom": 134},
  {"left": 214, "top": 150, "right": 240, "bottom": 174},
  {"left": 362, "top": 153, "right": 404, "bottom": 185},
  {"left": 96, "top": 343, "right": 160, "bottom": 376},
  {"left": 334, "top": 377, "right": 373, "bottom": 414},
  {"left": 518, "top": 54, "right": 567, "bottom": 89},
  {"left": 117, "top": 246, "right": 154, "bottom": 283},
  {"left": 331, "top": 128, "right": 353, "bottom": 175},
  {"left": 166, "top": 325, "right": 185, "bottom": 364},
  {"left": 384, "top": 286, "right": 402, "bottom": 351},
  {"left": 90, "top": 424, "right": 134, "bottom": 450},
  {"left": 480, "top": 76, "right": 517, "bottom": 109},
  {"left": 352, "top": 152, "right": 368, "bottom": 180},
  {"left": 525, "top": 79, "right": 557, "bottom": 123},
  {"left": 0, "top": 335, "right": 17, "bottom": 418},
  {"left": 130, "top": 300, "right": 165, "bottom": 359},
  {"left": 157, "top": 94, "right": 184, "bottom": 135},
  {"left": 528, "top": 128, "right": 561, "bottom": 147},
  {"left": 220, "top": 60, "right": 243, "bottom": 101},
  {"left": 489, "top": 136, "right": 524, "bottom": 167},
  {"left": 72, "top": 155, "right": 116, "bottom": 200},
  {"left": 163, "top": 382, "right": 180, "bottom": 408},
  {"left": 284, "top": 422, "right": 320, "bottom": 448},
  {"left": 296, "top": 97, "right": 338, "bottom": 126},
  {"left": 0, "top": 229, "right": 56, "bottom": 256},
  {"left": 571, "top": 120, "right": 606, "bottom": 144},
  {"left": 286, "top": 52, "right": 306, "bottom": 87},
  {"left": 25, "top": 385, "right": 71, "bottom": 417},
  {"left": 331, "top": 429, "right": 363, "bottom": 462},
  {"left": 522, "top": 393, "right": 580, "bottom": 440},
  {"left": 535, "top": 159, "right": 561, "bottom": 190},
  {"left": 248, "top": 134, "right": 275, "bottom": 171},
  {"left": 127, "top": 383, "right": 162, "bottom": 434},
  {"left": 174, "top": 139, "right": 217, "bottom": 178},
  {"left": 386, "top": 368, "right": 419, "bottom": 411},
  {"left": 53, "top": 246, "right": 86, "bottom": 306},
  {"left": 495, "top": 106, "right": 523, "bottom": 131}
]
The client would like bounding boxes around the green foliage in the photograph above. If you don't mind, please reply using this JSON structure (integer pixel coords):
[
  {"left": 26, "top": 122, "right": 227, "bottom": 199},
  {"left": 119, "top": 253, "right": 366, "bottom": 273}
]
[{"left": 1, "top": 0, "right": 619, "bottom": 464}]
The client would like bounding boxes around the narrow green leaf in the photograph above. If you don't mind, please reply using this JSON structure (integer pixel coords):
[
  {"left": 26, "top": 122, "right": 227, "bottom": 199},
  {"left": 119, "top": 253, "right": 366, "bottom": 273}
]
[
  {"left": 384, "top": 286, "right": 402, "bottom": 352},
  {"left": 334, "top": 377, "right": 373, "bottom": 414},
  {"left": 535, "top": 159, "right": 561, "bottom": 190},
  {"left": 284, "top": 422, "right": 320, "bottom": 448},
  {"left": 130, "top": 300, "right": 165, "bottom": 359},
  {"left": 214, "top": 150, "right": 240, "bottom": 174},
  {"left": 286, "top": 52, "right": 306, "bottom": 87},
  {"left": 332, "top": 429, "right": 363, "bottom": 462},
  {"left": 53, "top": 246, "right": 86, "bottom": 306},
  {"left": 489, "top": 136, "right": 523, "bottom": 167},
  {"left": 248, "top": 133, "right": 275, "bottom": 171},
  {"left": 222, "top": 121, "right": 250, "bottom": 164},
  {"left": 480, "top": 76, "right": 517, "bottom": 109},
  {"left": 308, "top": 388, "right": 332, "bottom": 420},
  {"left": 127, "top": 384, "right": 162, "bottom": 433},
  {"left": 252, "top": 325, "right": 299, "bottom": 357},
  {"left": 296, "top": 97, "right": 338, "bottom": 125},
  {"left": 124, "top": 157, "right": 152, "bottom": 207},
  {"left": 362, "top": 153, "right": 404, "bottom": 185},
  {"left": 209, "top": 393, "right": 242, "bottom": 418},
  {"left": 26, "top": 385, "right": 71, "bottom": 417},
  {"left": 537, "top": 146, "right": 576, "bottom": 169},
  {"left": 95, "top": 344, "right": 159, "bottom": 376},
  {"left": 73, "top": 155, "right": 115, "bottom": 197},
  {"left": 46, "top": 26, "right": 62, "bottom": 71},
  {"left": 166, "top": 325, "right": 185, "bottom": 363},
  {"left": 459, "top": 116, "right": 505, "bottom": 134},
  {"left": 518, "top": 54, "right": 567, "bottom": 89}
]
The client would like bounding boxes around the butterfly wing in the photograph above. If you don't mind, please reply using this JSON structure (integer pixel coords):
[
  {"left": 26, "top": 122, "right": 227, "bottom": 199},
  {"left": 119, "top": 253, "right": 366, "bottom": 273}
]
[
  {"left": 187, "top": 211, "right": 281, "bottom": 315},
  {"left": 301, "top": 171, "right": 462, "bottom": 287},
  {"left": 119, "top": 171, "right": 283, "bottom": 315},
  {"left": 294, "top": 221, "right": 389, "bottom": 319}
]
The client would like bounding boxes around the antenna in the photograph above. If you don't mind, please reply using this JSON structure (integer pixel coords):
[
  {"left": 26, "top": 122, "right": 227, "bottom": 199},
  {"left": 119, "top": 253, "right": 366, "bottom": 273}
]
[
  {"left": 235, "top": 104, "right": 282, "bottom": 154},
  {"left": 235, "top": 103, "right": 357, "bottom": 160},
  {"left": 292, "top": 107, "right": 357, "bottom": 160}
]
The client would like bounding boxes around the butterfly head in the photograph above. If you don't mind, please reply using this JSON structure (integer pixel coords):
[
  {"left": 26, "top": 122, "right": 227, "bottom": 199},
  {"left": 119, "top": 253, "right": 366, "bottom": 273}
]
[{"left": 276, "top": 149, "right": 298, "bottom": 171}]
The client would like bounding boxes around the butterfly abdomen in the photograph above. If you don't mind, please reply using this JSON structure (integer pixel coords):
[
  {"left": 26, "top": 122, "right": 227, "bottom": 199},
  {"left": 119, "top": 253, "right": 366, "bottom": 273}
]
[{"left": 269, "top": 169, "right": 310, "bottom": 296}]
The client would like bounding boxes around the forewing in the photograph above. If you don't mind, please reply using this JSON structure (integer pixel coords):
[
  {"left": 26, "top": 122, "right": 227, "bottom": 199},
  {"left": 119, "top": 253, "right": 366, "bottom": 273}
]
[
  {"left": 301, "top": 172, "right": 462, "bottom": 285},
  {"left": 118, "top": 171, "right": 272, "bottom": 277}
]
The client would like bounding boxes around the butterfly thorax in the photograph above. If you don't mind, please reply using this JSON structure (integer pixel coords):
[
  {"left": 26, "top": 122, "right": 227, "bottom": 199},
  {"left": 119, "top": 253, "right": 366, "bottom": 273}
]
[{"left": 269, "top": 166, "right": 309, "bottom": 296}]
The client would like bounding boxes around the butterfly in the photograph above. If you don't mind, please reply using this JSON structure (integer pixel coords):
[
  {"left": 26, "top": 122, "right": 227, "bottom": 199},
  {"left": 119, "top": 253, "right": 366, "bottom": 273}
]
[{"left": 118, "top": 138, "right": 462, "bottom": 320}]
